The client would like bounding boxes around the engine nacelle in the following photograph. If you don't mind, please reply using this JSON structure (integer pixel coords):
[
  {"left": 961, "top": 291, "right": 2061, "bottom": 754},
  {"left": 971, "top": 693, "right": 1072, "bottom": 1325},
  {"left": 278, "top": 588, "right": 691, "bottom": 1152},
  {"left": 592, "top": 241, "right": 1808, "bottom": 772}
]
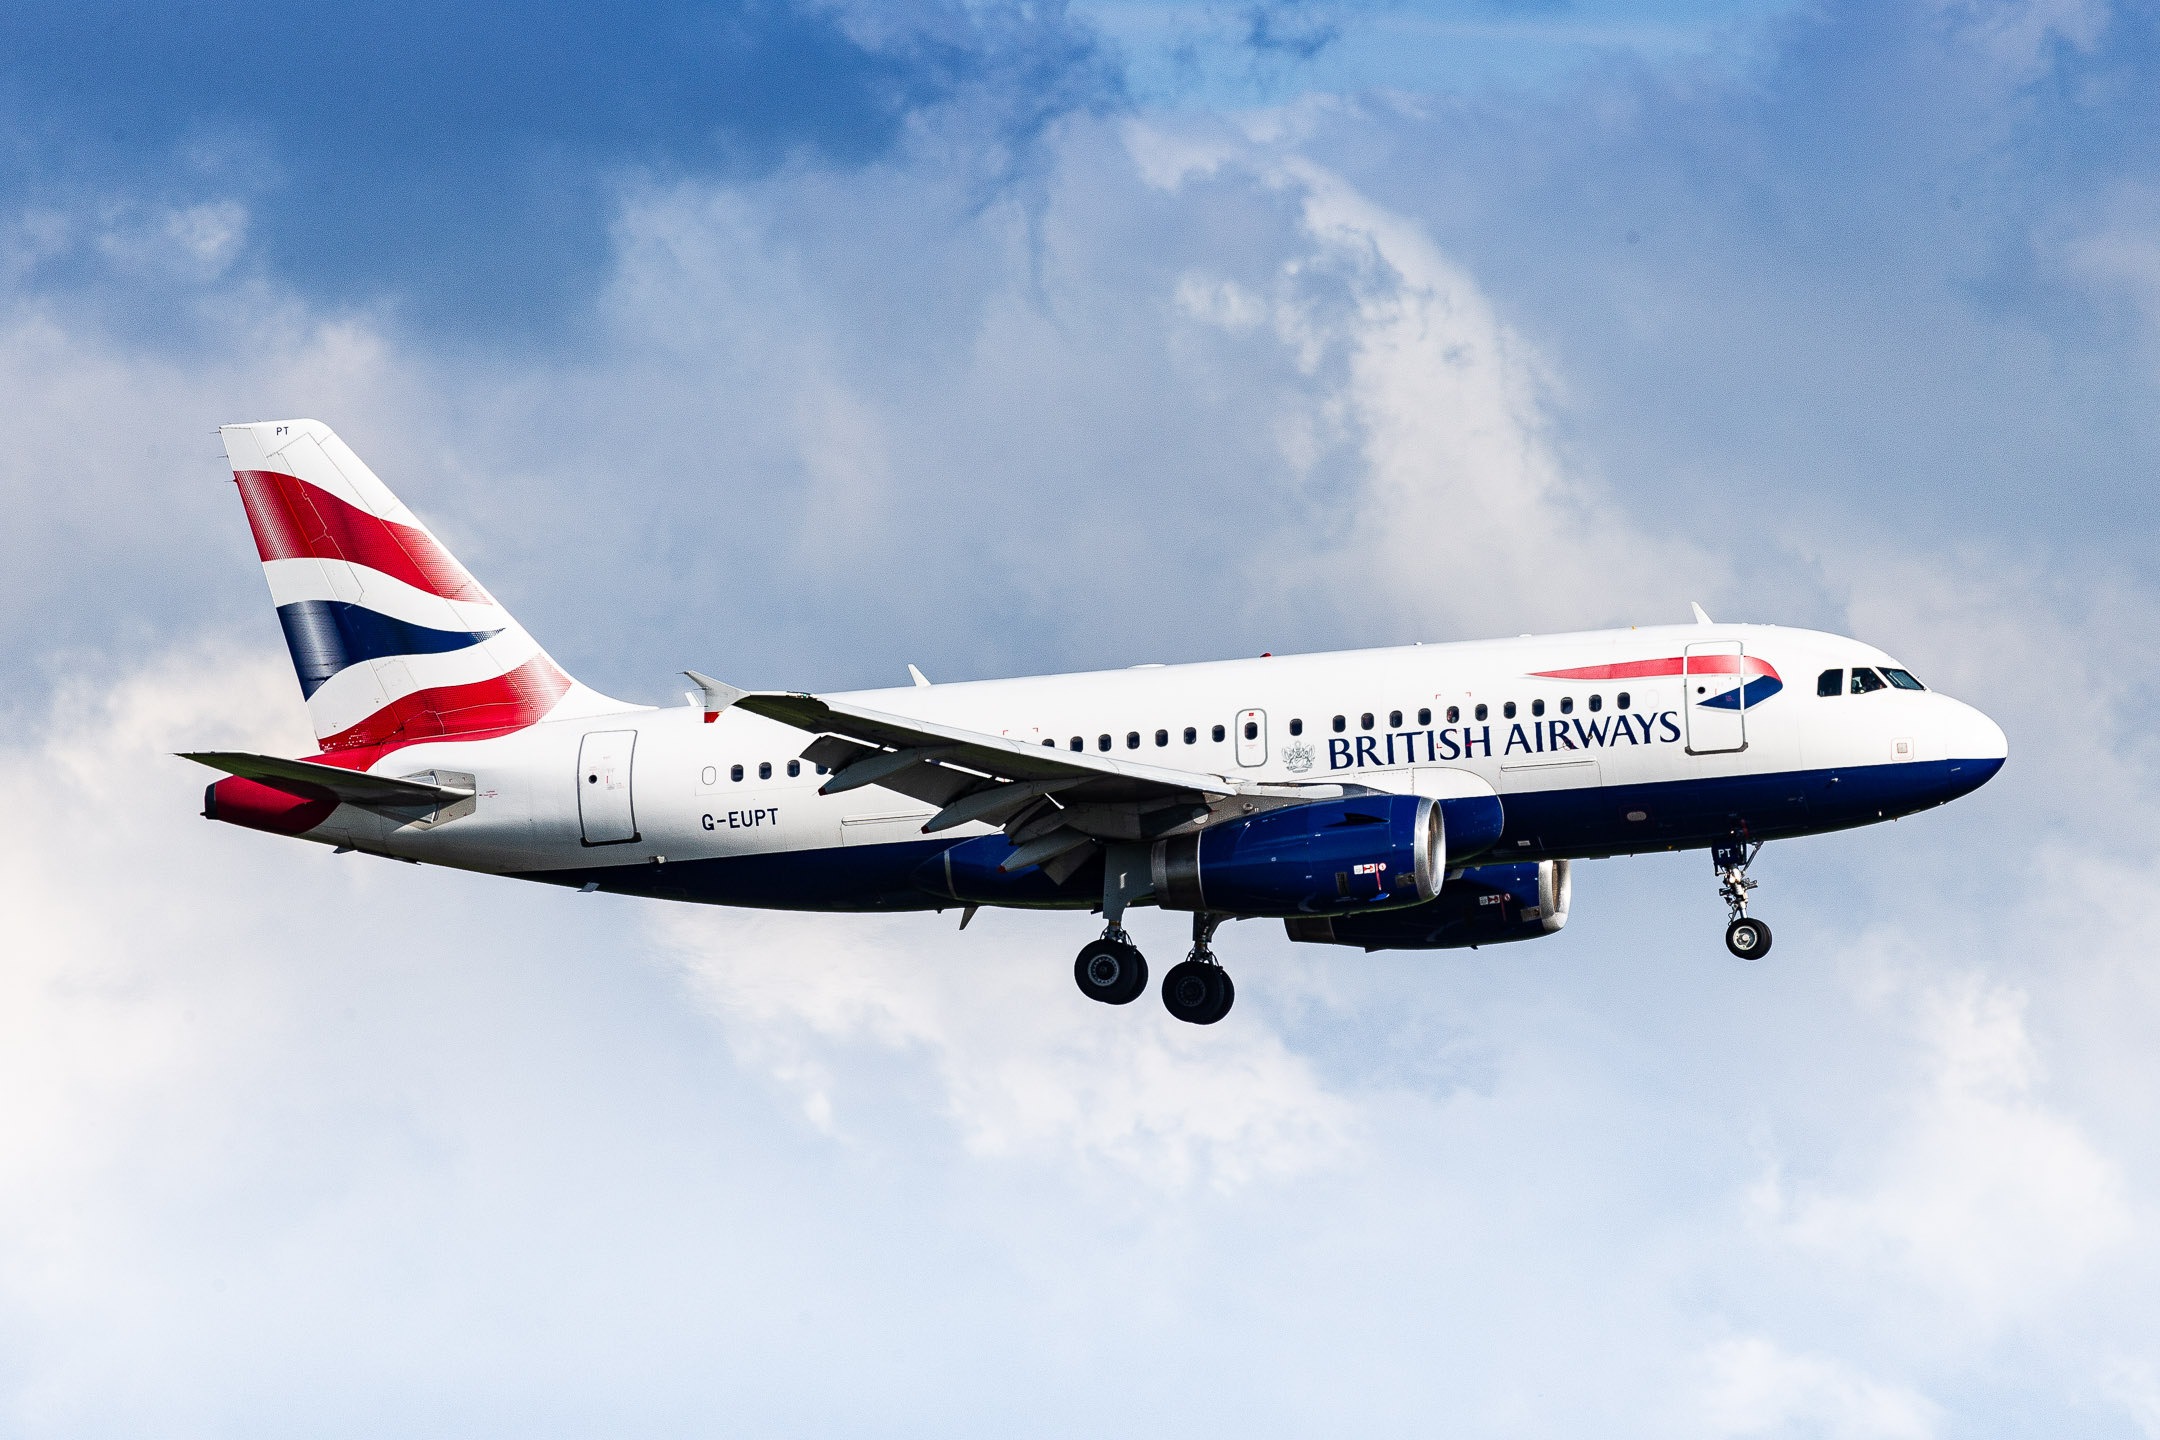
[
  {"left": 1151, "top": 794, "right": 1442, "bottom": 917},
  {"left": 1282, "top": 860, "right": 1571, "bottom": 951}
]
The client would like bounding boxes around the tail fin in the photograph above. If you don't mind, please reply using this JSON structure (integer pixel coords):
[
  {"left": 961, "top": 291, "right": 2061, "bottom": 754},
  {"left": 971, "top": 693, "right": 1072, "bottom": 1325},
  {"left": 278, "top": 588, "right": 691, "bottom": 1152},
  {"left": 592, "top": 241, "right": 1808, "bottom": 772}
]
[{"left": 220, "top": 419, "right": 622, "bottom": 754}]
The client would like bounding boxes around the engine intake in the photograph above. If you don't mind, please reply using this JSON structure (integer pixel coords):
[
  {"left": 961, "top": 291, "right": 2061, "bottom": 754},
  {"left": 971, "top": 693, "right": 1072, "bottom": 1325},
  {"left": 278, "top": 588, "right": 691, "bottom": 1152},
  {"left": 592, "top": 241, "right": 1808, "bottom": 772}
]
[{"left": 1282, "top": 860, "right": 1571, "bottom": 950}]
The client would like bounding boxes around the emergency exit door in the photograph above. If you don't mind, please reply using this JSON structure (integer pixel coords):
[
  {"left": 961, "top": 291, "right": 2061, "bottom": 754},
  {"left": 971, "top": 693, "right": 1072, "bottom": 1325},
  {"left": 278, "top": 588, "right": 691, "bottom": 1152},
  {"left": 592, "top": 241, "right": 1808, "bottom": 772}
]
[
  {"left": 578, "top": 730, "right": 639, "bottom": 844},
  {"left": 1235, "top": 709, "right": 1268, "bottom": 767},
  {"left": 1683, "top": 642, "right": 1748, "bottom": 755}
]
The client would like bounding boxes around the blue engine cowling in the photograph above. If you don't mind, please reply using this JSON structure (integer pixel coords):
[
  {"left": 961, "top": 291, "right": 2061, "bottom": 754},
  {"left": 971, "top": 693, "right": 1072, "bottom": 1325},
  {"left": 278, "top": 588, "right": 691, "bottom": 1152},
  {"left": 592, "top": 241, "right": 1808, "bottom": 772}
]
[
  {"left": 1150, "top": 794, "right": 1442, "bottom": 917},
  {"left": 1281, "top": 860, "right": 1571, "bottom": 950}
]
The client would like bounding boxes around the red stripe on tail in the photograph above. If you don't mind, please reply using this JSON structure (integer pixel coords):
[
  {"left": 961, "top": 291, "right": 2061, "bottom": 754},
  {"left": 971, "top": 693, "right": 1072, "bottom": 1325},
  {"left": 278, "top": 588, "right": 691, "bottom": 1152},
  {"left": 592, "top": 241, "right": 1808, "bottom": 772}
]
[
  {"left": 235, "top": 470, "right": 493, "bottom": 604},
  {"left": 317, "top": 655, "right": 572, "bottom": 751}
]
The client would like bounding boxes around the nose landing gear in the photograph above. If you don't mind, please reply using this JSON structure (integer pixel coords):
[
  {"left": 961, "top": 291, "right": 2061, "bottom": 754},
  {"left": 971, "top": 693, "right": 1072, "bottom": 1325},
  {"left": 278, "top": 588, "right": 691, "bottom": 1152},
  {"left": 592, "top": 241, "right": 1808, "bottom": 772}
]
[
  {"left": 1715, "top": 840, "right": 1773, "bottom": 959},
  {"left": 1161, "top": 913, "right": 1234, "bottom": 1025}
]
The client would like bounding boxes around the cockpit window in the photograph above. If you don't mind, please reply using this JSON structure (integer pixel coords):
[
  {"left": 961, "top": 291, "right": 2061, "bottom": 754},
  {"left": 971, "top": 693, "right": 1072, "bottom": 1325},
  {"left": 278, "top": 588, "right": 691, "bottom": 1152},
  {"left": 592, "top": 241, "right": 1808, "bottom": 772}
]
[
  {"left": 1850, "top": 667, "right": 1886, "bottom": 694},
  {"left": 1881, "top": 668, "right": 1926, "bottom": 691},
  {"left": 1817, "top": 669, "right": 1842, "bottom": 697}
]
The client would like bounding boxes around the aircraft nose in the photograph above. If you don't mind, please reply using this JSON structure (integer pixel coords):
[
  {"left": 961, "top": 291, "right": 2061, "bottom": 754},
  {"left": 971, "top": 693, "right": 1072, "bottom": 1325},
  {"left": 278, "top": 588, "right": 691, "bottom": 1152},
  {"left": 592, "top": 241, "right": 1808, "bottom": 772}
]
[
  {"left": 1937, "top": 697, "right": 2007, "bottom": 799},
  {"left": 1944, "top": 698, "right": 2008, "bottom": 763}
]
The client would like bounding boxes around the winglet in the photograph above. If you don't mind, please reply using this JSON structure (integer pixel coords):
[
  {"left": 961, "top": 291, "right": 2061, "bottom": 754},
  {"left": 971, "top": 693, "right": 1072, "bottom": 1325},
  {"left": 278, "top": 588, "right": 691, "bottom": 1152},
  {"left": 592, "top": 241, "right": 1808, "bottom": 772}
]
[
  {"left": 683, "top": 671, "right": 747, "bottom": 723},
  {"left": 908, "top": 664, "right": 931, "bottom": 688},
  {"left": 1690, "top": 602, "right": 1714, "bottom": 625}
]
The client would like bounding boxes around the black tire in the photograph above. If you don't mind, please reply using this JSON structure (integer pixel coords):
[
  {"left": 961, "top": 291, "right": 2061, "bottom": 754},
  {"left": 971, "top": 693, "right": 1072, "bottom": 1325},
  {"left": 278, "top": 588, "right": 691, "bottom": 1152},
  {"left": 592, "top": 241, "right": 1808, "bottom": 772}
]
[
  {"left": 1201, "top": 967, "right": 1234, "bottom": 1025},
  {"left": 1725, "top": 917, "right": 1773, "bottom": 960},
  {"left": 1162, "top": 960, "right": 1232, "bottom": 1025},
  {"left": 1076, "top": 940, "right": 1148, "bottom": 1004}
]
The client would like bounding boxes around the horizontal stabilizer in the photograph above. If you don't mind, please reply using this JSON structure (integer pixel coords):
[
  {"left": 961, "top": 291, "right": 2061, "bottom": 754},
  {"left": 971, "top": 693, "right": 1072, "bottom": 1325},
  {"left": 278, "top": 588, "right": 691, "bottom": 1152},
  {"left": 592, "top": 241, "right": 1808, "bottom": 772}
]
[{"left": 180, "top": 751, "right": 474, "bottom": 808}]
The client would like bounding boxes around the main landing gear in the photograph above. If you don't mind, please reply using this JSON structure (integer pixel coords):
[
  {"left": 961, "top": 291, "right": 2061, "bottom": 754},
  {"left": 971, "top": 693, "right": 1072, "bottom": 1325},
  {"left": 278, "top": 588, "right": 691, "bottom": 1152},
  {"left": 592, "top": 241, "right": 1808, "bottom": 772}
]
[
  {"left": 1715, "top": 840, "right": 1773, "bottom": 960},
  {"left": 1074, "top": 927, "right": 1148, "bottom": 1005},
  {"left": 1161, "top": 913, "right": 1233, "bottom": 1026},
  {"left": 1072, "top": 913, "right": 1235, "bottom": 1024}
]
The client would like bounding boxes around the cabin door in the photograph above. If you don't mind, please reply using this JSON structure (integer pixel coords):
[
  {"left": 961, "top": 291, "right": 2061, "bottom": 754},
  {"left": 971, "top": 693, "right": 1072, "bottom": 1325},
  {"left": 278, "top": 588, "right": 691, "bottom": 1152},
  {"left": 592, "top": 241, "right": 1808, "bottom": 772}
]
[
  {"left": 1683, "top": 642, "right": 1748, "bottom": 755},
  {"left": 578, "top": 730, "right": 640, "bottom": 844}
]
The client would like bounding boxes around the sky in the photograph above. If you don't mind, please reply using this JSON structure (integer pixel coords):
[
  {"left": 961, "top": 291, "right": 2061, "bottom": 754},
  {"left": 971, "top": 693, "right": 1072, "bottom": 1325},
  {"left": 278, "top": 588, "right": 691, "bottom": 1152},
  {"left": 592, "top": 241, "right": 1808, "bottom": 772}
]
[{"left": 4, "top": 0, "right": 2160, "bottom": 1433}]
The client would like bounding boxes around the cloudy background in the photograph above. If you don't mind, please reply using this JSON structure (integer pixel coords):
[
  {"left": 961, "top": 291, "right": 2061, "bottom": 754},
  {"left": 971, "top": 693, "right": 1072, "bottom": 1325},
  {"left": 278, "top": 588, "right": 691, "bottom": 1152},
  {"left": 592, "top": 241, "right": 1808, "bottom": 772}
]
[{"left": 3, "top": 0, "right": 2157, "bottom": 1432}]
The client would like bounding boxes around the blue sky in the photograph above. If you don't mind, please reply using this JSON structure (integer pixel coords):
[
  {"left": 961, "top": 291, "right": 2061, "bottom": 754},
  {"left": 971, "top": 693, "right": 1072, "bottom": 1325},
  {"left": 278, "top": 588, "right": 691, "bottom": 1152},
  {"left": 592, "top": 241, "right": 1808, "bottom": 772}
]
[{"left": 6, "top": 1, "right": 2160, "bottom": 1435}]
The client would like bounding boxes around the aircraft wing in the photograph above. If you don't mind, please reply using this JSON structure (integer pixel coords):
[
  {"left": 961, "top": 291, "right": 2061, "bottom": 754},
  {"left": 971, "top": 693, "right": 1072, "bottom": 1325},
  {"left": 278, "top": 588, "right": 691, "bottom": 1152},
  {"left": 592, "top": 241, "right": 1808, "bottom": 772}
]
[
  {"left": 180, "top": 751, "right": 474, "bottom": 809},
  {"left": 687, "top": 672, "right": 1335, "bottom": 875}
]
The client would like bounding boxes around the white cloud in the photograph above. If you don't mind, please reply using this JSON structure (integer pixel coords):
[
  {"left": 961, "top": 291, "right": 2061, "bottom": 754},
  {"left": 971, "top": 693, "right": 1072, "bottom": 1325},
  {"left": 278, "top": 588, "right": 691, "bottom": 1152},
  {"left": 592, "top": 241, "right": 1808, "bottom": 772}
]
[
  {"left": 656, "top": 905, "right": 1358, "bottom": 1190},
  {"left": 1132, "top": 125, "right": 1718, "bottom": 636},
  {"left": 1695, "top": 1335, "right": 1942, "bottom": 1439},
  {"left": 1753, "top": 965, "right": 2131, "bottom": 1328}
]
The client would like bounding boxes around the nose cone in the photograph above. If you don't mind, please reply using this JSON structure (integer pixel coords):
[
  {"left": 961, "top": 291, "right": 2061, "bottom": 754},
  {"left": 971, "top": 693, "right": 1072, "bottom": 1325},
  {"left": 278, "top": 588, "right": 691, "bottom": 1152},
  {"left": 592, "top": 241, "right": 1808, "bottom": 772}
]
[{"left": 1940, "top": 698, "right": 2007, "bottom": 796}]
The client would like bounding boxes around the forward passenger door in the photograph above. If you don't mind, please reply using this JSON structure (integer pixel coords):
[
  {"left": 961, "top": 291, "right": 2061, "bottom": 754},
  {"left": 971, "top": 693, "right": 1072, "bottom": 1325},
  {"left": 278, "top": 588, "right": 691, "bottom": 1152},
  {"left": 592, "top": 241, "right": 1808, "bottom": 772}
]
[{"left": 1683, "top": 642, "right": 1748, "bottom": 755}]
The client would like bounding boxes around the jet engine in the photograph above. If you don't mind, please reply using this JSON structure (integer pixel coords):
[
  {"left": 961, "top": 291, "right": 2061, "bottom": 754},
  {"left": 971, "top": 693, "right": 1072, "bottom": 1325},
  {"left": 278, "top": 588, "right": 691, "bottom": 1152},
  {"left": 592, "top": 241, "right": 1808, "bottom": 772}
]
[
  {"left": 1148, "top": 794, "right": 1442, "bottom": 916},
  {"left": 1282, "top": 859, "right": 1571, "bottom": 950}
]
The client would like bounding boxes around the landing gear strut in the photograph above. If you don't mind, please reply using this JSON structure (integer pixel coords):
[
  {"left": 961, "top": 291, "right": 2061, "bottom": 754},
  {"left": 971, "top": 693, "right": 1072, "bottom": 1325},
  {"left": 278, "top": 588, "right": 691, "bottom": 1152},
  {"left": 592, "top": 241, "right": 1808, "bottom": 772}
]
[
  {"left": 1075, "top": 926, "right": 1148, "bottom": 1005},
  {"left": 1715, "top": 840, "right": 1773, "bottom": 960},
  {"left": 1162, "top": 913, "right": 1234, "bottom": 1025}
]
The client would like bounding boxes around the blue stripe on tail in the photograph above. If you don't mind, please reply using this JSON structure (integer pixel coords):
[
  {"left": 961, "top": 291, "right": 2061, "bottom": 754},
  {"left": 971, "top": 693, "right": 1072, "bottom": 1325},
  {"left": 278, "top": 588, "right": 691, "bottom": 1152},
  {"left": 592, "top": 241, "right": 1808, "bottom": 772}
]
[{"left": 275, "top": 600, "right": 502, "bottom": 698}]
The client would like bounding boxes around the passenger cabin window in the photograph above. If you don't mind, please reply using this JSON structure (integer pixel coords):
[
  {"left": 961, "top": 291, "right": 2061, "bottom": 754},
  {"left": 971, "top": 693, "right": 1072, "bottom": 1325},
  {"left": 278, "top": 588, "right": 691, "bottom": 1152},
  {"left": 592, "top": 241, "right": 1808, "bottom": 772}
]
[
  {"left": 1332, "top": 715, "right": 1346, "bottom": 733},
  {"left": 1851, "top": 668, "right": 1886, "bottom": 695},
  {"left": 1183, "top": 727, "right": 1197, "bottom": 744},
  {"left": 1155, "top": 729, "right": 1169, "bottom": 746},
  {"left": 1360, "top": 712, "right": 1374, "bottom": 731},
  {"left": 1560, "top": 697, "right": 1573, "bottom": 715},
  {"left": 1418, "top": 708, "right": 1431, "bottom": 726},
  {"left": 1818, "top": 669, "right": 1842, "bottom": 697},
  {"left": 1388, "top": 710, "right": 1403, "bottom": 728},
  {"left": 730, "top": 764, "right": 744, "bottom": 782},
  {"left": 1289, "top": 718, "right": 1304, "bottom": 736},
  {"left": 1211, "top": 724, "right": 1226, "bottom": 742},
  {"left": 787, "top": 760, "right": 800, "bottom": 778},
  {"left": 1070, "top": 737, "right": 1083, "bottom": 751},
  {"left": 1503, "top": 701, "right": 1517, "bottom": 719},
  {"left": 758, "top": 761, "right": 772, "bottom": 780},
  {"left": 1617, "top": 692, "right": 1631, "bottom": 710},
  {"left": 1446, "top": 706, "right": 1460, "bottom": 724},
  {"left": 1588, "top": 695, "right": 1602, "bottom": 712},
  {"left": 1882, "top": 668, "right": 1926, "bottom": 691},
  {"left": 1127, "top": 731, "right": 1140, "bottom": 749},
  {"left": 1474, "top": 704, "right": 1488, "bottom": 721},
  {"left": 1099, "top": 734, "right": 1112, "bottom": 750},
  {"left": 1531, "top": 699, "right": 1545, "bottom": 717},
  {"left": 1243, "top": 721, "right": 1258, "bottom": 740}
]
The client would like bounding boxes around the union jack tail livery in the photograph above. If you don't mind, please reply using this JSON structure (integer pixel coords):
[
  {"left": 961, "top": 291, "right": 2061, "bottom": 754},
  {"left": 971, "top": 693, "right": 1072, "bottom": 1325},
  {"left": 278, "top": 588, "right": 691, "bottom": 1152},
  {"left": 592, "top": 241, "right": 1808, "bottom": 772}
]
[{"left": 220, "top": 420, "right": 618, "bottom": 754}]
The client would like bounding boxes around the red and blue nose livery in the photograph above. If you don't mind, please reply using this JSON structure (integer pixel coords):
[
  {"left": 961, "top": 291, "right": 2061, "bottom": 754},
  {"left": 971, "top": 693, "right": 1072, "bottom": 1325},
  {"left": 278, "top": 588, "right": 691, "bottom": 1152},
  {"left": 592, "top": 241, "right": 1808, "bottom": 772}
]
[
  {"left": 222, "top": 420, "right": 592, "bottom": 755},
  {"left": 1531, "top": 655, "right": 1783, "bottom": 710}
]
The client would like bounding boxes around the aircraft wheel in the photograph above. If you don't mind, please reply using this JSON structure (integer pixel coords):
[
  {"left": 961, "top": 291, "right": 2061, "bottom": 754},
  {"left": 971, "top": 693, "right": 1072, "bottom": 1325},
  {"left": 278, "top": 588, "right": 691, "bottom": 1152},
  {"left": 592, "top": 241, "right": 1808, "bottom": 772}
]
[
  {"left": 1162, "top": 960, "right": 1233, "bottom": 1025},
  {"left": 1076, "top": 939, "right": 1148, "bottom": 1005},
  {"left": 1725, "top": 917, "right": 1773, "bottom": 960}
]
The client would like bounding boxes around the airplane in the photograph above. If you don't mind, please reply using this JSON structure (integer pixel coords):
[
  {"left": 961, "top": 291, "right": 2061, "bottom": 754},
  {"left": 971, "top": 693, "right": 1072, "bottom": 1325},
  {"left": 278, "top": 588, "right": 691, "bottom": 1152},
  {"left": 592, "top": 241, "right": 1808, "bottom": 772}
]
[{"left": 186, "top": 420, "right": 2007, "bottom": 1025}]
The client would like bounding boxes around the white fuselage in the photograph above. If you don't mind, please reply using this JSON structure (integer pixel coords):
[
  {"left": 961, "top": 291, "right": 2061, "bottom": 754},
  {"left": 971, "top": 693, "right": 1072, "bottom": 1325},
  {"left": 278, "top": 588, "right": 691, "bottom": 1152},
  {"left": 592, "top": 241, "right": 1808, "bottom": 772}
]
[{"left": 277, "top": 622, "right": 2006, "bottom": 909}]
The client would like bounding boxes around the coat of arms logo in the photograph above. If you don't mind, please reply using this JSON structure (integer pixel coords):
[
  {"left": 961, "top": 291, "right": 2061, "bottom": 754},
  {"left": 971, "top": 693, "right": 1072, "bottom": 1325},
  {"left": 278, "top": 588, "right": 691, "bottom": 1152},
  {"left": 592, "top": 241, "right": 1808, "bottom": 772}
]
[{"left": 1282, "top": 740, "right": 1316, "bottom": 774}]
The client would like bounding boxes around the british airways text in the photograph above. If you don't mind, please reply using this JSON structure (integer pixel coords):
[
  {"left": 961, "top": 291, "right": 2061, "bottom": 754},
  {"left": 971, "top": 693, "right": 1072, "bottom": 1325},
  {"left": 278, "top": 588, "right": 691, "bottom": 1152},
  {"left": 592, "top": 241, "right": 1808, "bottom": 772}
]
[{"left": 1328, "top": 712, "right": 1683, "bottom": 770}]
